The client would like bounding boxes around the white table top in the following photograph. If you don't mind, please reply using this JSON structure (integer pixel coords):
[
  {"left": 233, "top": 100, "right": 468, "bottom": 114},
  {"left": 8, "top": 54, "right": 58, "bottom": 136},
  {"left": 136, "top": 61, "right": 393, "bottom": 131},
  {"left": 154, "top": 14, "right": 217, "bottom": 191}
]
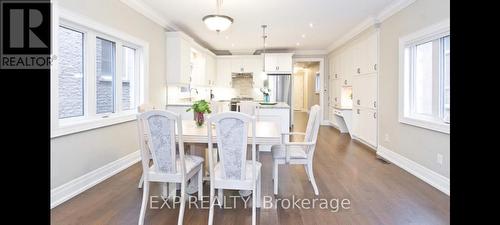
[{"left": 177, "top": 120, "right": 281, "bottom": 145}]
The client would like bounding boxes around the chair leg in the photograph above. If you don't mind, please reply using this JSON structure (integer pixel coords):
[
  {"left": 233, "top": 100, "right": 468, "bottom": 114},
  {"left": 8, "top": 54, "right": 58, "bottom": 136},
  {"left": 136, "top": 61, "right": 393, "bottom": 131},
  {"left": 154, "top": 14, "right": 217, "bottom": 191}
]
[
  {"left": 252, "top": 186, "right": 256, "bottom": 225},
  {"left": 273, "top": 160, "right": 279, "bottom": 195},
  {"left": 208, "top": 184, "right": 215, "bottom": 225},
  {"left": 272, "top": 160, "right": 275, "bottom": 181},
  {"left": 304, "top": 165, "right": 310, "bottom": 181},
  {"left": 138, "top": 173, "right": 144, "bottom": 188},
  {"left": 177, "top": 181, "right": 187, "bottom": 225},
  {"left": 217, "top": 189, "right": 223, "bottom": 207},
  {"left": 308, "top": 163, "right": 319, "bottom": 195},
  {"left": 198, "top": 168, "right": 203, "bottom": 201},
  {"left": 138, "top": 180, "right": 149, "bottom": 225},
  {"left": 257, "top": 173, "right": 262, "bottom": 208}
]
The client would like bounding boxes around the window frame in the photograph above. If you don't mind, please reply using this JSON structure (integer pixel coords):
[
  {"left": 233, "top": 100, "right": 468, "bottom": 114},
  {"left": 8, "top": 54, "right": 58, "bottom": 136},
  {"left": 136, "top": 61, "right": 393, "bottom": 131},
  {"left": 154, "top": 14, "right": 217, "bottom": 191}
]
[
  {"left": 51, "top": 6, "right": 149, "bottom": 138},
  {"left": 398, "top": 19, "right": 450, "bottom": 134}
]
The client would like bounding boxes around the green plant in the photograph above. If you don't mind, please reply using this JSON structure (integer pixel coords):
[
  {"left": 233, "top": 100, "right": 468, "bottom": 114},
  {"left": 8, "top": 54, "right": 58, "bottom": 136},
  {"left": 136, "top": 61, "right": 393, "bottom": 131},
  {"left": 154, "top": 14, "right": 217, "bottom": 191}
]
[{"left": 186, "top": 100, "right": 212, "bottom": 114}]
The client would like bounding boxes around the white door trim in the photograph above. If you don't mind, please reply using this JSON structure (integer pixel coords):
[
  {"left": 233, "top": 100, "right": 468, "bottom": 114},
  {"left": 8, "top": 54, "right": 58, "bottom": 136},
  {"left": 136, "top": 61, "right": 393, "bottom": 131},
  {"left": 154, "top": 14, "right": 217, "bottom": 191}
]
[{"left": 292, "top": 58, "right": 325, "bottom": 123}]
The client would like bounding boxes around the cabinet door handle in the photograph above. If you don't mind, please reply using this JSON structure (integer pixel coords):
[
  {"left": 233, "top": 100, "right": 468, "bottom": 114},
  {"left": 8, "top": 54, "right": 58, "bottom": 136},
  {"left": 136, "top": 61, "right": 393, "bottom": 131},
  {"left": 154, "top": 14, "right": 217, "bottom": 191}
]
[
  {"left": 357, "top": 99, "right": 360, "bottom": 105},
  {"left": 335, "top": 74, "right": 337, "bottom": 79},
  {"left": 335, "top": 97, "right": 337, "bottom": 102},
  {"left": 344, "top": 80, "right": 347, "bottom": 85},
  {"left": 374, "top": 101, "right": 377, "bottom": 108},
  {"left": 373, "top": 112, "right": 377, "bottom": 119},
  {"left": 357, "top": 109, "right": 360, "bottom": 114},
  {"left": 241, "top": 67, "right": 244, "bottom": 72},
  {"left": 374, "top": 64, "right": 377, "bottom": 71},
  {"left": 357, "top": 68, "right": 360, "bottom": 74}
]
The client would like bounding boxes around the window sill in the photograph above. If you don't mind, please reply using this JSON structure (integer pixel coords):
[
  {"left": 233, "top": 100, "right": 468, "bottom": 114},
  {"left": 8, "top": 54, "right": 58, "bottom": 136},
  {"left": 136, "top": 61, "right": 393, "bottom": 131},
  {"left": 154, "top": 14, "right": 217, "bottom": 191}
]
[
  {"left": 399, "top": 116, "right": 450, "bottom": 134},
  {"left": 51, "top": 112, "right": 137, "bottom": 138}
]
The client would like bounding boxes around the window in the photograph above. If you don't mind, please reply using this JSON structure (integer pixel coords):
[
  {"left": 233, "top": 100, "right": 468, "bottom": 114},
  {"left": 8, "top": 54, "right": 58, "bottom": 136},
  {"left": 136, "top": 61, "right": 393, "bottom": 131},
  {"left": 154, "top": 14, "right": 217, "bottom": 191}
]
[
  {"left": 58, "top": 26, "right": 84, "bottom": 119},
  {"left": 399, "top": 20, "right": 450, "bottom": 133},
  {"left": 122, "top": 46, "right": 136, "bottom": 110},
  {"left": 52, "top": 14, "right": 148, "bottom": 138},
  {"left": 315, "top": 72, "right": 321, "bottom": 93},
  {"left": 96, "top": 37, "right": 116, "bottom": 114}
]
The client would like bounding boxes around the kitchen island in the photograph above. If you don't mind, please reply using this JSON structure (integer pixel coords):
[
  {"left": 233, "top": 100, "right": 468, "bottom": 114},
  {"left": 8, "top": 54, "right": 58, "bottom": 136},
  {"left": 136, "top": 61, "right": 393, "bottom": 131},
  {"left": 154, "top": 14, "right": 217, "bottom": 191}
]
[{"left": 255, "top": 102, "right": 291, "bottom": 152}]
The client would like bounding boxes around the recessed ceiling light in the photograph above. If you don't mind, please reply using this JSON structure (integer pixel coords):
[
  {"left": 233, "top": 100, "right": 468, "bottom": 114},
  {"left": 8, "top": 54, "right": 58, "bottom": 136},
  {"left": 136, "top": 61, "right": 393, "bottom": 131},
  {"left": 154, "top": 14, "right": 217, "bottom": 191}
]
[
  {"left": 309, "top": 23, "right": 314, "bottom": 28},
  {"left": 296, "top": 42, "right": 300, "bottom": 46},
  {"left": 231, "top": 43, "right": 235, "bottom": 47},
  {"left": 301, "top": 34, "right": 306, "bottom": 38},
  {"left": 225, "top": 36, "right": 229, "bottom": 39}
]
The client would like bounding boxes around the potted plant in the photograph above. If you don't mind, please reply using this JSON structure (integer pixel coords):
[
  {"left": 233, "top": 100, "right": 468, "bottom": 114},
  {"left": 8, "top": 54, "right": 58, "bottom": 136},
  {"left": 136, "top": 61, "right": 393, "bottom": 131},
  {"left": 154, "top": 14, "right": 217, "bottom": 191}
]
[{"left": 186, "top": 100, "right": 212, "bottom": 127}]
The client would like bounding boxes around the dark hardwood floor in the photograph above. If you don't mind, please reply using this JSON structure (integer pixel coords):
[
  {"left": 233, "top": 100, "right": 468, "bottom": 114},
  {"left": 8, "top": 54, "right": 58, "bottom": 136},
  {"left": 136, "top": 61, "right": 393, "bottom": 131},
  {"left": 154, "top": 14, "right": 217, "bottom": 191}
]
[{"left": 51, "top": 112, "right": 450, "bottom": 225}]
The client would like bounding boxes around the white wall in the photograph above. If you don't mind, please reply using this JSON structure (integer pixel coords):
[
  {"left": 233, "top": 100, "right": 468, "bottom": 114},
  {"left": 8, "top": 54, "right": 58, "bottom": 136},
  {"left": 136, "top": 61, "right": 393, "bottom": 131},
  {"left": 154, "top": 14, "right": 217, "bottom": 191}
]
[
  {"left": 378, "top": 0, "right": 450, "bottom": 178},
  {"left": 51, "top": 0, "right": 166, "bottom": 189},
  {"left": 326, "top": 0, "right": 450, "bottom": 179}
]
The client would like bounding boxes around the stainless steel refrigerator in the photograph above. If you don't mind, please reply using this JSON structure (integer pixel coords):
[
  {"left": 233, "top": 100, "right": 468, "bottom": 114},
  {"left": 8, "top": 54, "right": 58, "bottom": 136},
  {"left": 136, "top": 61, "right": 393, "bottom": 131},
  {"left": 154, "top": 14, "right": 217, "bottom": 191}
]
[{"left": 267, "top": 73, "right": 293, "bottom": 127}]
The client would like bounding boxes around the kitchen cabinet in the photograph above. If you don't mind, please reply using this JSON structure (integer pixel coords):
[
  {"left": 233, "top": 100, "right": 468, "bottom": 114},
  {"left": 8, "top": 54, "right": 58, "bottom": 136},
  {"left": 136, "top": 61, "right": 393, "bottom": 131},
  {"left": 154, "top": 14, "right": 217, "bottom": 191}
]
[
  {"left": 190, "top": 49, "right": 206, "bottom": 86},
  {"left": 216, "top": 58, "right": 232, "bottom": 87},
  {"left": 205, "top": 54, "right": 217, "bottom": 86},
  {"left": 352, "top": 74, "right": 377, "bottom": 109},
  {"left": 256, "top": 106, "right": 290, "bottom": 152},
  {"left": 352, "top": 107, "right": 376, "bottom": 147},
  {"left": 354, "top": 32, "right": 378, "bottom": 76},
  {"left": 365, "top": 33, "right": 378, "bottom": 74},
  {"left": 166, "top": 32, "right": 192, "bottom": 85},
  {"left": 328, "top": 31, "right": 378, "bottom": 148},
  {"left": 264, "top": 53, "right": 293, "bottom": 73}
]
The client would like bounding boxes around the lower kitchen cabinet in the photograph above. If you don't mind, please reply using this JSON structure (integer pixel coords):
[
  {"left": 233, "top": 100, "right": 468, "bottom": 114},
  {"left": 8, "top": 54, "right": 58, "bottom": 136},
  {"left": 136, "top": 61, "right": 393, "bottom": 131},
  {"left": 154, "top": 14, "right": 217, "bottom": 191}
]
[{"left": 352, "top": 107, "right": 377, "bottom": 147}]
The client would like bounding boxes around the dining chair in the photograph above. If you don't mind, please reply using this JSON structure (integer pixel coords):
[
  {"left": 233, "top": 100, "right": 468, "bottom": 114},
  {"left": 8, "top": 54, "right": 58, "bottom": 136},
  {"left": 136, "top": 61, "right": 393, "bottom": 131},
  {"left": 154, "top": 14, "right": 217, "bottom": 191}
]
[
  {"left": 137, "top": 103, "right": 154, "bottom": 189},
  {"left": 207, "top": 112, "right": 261, "bottom": 225},
  {"left": 137, "top": 110, "right": 204, "bottom": 225},
  {"left": 271, "top": 105, "right": 321, "bottom": 196}
]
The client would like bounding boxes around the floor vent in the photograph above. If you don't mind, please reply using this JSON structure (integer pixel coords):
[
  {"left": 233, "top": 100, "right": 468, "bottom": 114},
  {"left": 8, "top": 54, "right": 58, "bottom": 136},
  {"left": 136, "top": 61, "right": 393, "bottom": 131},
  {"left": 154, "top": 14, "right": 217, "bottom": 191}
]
[{"left": 376, "top": 156, "right": 390, "bottom": 164}]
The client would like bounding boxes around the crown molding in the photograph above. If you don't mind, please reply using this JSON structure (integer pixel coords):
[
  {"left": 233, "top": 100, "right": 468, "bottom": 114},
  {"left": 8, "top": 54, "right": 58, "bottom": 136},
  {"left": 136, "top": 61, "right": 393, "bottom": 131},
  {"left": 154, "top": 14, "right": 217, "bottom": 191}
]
[
  {"left": 293, "top": 49, "right": 328, "bottom": 56},
  {"left": 120, "top": 0, "right": 178, "bottom": 31},
  {"left": 326, "top": 0, "right": 416, "bottom": 53}
]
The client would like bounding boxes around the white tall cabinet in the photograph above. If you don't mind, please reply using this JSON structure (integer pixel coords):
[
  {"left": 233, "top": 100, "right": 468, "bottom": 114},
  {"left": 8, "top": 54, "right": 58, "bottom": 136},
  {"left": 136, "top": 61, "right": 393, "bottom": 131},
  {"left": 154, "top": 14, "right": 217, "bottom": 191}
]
[{"left": 329, "top": 31, "right": 378, "bottom": 148}]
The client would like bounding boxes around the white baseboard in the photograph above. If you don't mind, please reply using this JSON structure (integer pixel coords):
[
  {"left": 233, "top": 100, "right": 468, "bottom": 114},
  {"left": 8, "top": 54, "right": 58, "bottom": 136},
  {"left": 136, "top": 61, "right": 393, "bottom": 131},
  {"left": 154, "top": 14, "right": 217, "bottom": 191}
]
[
  {"left": 321, "top": 120, "right": 332, "bottom": 126},
  {"left": 50, "top": 150, "right": 141, "bottom": 209},
  {"left": 377, "top": 145, "right": 450, "bottom": 195}
]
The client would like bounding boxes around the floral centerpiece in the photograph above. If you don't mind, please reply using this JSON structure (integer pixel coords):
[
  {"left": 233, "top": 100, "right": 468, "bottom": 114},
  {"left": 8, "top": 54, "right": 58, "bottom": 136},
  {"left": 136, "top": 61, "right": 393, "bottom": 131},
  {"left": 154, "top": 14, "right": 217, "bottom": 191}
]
[{"left": 186, "top": 100, "right": 212, "bottom": 126}]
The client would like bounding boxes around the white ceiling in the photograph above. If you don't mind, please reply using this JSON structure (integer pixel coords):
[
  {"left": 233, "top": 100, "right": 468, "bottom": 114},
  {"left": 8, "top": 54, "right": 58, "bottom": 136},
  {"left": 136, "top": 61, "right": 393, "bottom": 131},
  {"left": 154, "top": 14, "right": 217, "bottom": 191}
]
[{"left": 141, "top": 0, "right": 395, "bottom": 53}]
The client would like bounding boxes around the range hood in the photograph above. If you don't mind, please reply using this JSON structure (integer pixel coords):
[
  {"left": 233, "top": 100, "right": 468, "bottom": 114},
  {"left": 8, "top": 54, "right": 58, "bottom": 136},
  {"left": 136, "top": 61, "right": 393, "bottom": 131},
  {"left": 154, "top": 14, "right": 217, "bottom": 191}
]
[{"left": 231, "top": 72, "right": 253, "bottom": 78}]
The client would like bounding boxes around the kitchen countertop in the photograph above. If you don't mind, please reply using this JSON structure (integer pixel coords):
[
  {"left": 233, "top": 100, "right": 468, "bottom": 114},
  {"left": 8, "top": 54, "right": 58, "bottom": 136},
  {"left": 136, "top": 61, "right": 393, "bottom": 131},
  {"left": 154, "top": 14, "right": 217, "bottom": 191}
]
[
  {"left": 256, "top": 102, "right": 290, "bottom": 109},
  {"left": 166, "top": 100, "right": 231, "bottom": 107},
  {"left": 167, "top": 101, "right": 290, "bottom": 109}
]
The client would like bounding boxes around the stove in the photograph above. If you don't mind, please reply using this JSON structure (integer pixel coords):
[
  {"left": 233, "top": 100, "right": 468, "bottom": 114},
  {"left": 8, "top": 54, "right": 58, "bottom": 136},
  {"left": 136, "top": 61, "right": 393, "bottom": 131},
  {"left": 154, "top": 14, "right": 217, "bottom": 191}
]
[{"left": 230, "top": 97, "right": 254, "bottom": 111}]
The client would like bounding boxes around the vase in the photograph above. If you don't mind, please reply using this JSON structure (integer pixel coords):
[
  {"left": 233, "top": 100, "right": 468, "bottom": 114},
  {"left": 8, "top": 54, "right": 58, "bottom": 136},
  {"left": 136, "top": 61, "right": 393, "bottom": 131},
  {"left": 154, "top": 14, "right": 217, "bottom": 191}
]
[
  {"left": 194, "top": 112, "right": 205, "bottom": 127},
  {"left": 264, "top": 94, "right": 270, "bottom": 102}
]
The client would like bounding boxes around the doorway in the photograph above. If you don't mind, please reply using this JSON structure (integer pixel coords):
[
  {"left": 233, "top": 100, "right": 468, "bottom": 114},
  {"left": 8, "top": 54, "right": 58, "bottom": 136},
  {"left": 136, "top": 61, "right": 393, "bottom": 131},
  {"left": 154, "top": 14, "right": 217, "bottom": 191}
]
[{"left": 292, "top": 61, "right": 321, "bottom": 114}]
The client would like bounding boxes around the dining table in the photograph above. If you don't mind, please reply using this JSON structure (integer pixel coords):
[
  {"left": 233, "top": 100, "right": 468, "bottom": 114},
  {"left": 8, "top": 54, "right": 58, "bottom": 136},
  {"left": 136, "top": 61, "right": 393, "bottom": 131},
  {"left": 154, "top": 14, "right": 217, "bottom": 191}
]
[{"left": 162, "top": 119, "right": 282, "bottom": 199}]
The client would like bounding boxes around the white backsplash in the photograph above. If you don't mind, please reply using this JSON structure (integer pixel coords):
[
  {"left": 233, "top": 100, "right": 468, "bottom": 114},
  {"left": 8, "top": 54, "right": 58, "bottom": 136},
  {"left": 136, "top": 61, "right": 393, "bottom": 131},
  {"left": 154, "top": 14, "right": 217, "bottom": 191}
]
[{"left": 167, "top": 82, "right": 264, "bottom": 103}]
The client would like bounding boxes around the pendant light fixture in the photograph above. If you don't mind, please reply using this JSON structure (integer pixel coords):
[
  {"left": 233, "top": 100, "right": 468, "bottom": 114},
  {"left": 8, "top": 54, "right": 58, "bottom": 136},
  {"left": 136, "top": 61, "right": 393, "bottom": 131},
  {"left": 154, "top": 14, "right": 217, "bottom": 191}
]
[
  {"left": 261, "top": 25, "right": 267, "bottom": 71},
  {"left": 203, "top": 0, "right": 233, "bottom": 32}
]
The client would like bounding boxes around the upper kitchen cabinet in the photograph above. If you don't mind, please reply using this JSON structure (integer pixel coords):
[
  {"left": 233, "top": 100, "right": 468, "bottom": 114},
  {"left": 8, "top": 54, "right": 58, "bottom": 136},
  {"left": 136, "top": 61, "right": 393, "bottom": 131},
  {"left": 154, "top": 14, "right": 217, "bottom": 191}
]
[
  {"left": 216, "top": 58, "right": 232, "bottom": 87},
  {"left": 365, "top": 32, "right": 378, "bottom": 74},
  {"left": 166, "top": 32, "right": 192, "bottom": 85},
  {"left": 264, "top": 53, "right": 294, "bottom": 73},
  {"left": 205, "top": 53, "right": 217, "bottom": 86},
  {"left": 353, "top": 32, "right": 378, "bottom": 76},
  {"left": 190, "top": 49, "right": 206, "bottom": 86}
]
